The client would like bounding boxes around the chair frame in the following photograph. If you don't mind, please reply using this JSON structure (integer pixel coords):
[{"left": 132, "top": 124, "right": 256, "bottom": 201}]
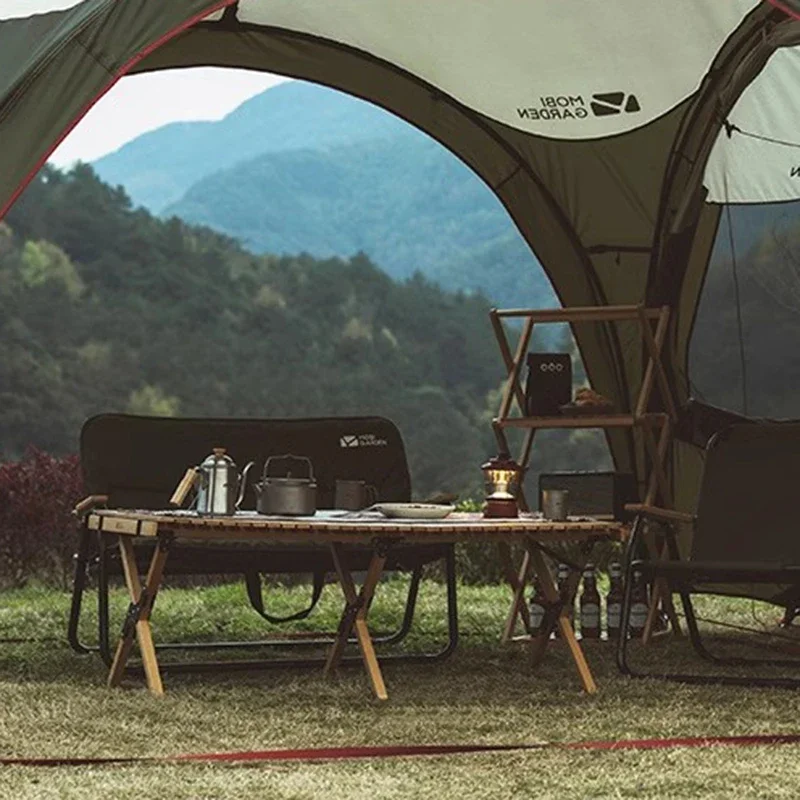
[
  {"left": 617, "top": 510, "right": 800, "bottom": 689},
  {"left": 67, "top": 526, "right": 459, "bottom": 673}
]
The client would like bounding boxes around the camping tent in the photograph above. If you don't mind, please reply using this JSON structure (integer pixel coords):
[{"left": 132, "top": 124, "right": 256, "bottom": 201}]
[{"left": 2, "top": 0, "right": 800, "bottom": 508}]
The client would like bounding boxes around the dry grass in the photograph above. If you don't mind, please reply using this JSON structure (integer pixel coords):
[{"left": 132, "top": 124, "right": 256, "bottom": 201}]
[{"left": 0, "top": 580, "right": 798, "bottom": 799}]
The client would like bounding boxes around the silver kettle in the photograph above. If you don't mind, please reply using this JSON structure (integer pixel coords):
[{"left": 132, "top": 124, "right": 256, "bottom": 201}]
[{"left": 194, "top": 448, "right": 254, "bottom": 515}]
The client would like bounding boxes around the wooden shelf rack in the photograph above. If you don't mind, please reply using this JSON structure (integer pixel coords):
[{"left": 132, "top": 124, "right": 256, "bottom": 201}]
[
  {"left": 489, "top": 303, "right": 681, "bottom": 643},
  {"left": 490, "top": 303, "right": 675, "bottom": 512}
]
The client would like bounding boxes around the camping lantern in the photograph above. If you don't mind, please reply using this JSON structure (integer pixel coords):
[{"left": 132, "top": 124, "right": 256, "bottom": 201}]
[{"left": 481, "top": 452, "right": 523, "bottom": 518}]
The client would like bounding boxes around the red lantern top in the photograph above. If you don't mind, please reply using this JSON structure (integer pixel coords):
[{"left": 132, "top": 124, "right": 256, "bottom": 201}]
[{"left": 481, "top": 452, "right": 522, "bottom": 474}]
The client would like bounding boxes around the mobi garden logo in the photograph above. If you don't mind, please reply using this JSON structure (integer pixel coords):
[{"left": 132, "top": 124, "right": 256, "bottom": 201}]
[
  {"left": 517, "top": 91, "right": 640, "bottom": 122},
  {"left": 589, "top": 92, "right": 641, "bottom": 117},
  {"left": 339, "top": 433, "right": 388, "bottom": 448}
]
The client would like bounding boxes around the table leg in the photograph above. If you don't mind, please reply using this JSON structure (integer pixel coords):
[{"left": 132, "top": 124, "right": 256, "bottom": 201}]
[
  {"left": 529, "top": 556, "right": 583, "bottom": 663},
  {"left": 502, "top": 547, "right": 532, "bottom": 642},
  {"left": 325, "top": 543, "right": 389, "bottom": 701},
  {"left": 107, "top": 535, "right": 170, "bottom": 696},
  {"left": 499, "top": 543, "right": 532, "bottom": 642},
  {"left": 529, "top": 547, "right": 597, "bottom": 694}
]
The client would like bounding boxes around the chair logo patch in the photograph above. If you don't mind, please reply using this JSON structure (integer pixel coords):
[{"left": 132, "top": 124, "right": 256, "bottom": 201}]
[{"left": 340, "top": 433, "right": 388, "bottom": 448}]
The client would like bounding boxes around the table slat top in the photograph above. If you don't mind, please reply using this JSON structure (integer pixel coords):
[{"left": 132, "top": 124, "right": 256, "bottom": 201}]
[{"left": 86, "top": 508, "right": 626, "bottom": 543}]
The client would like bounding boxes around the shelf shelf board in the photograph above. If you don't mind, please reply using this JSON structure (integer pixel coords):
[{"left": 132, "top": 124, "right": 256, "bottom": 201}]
[
  {"left": 491, "top": 305, "right": 663, "bottom": 323},
  {"left": 494, "top": 414, "right": 635, "bottom": 429},
  {"left": 494, "top": 413, "right": 668, "bottom": 430}
]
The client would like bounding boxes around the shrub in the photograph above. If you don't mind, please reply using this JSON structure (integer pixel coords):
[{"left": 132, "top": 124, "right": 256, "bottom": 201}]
[{"left": 0, "top": 447, "right": 83, "bottom": 588}]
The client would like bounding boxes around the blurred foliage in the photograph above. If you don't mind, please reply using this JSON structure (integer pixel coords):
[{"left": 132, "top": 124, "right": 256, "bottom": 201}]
[
  {"left": 126, "top": 384, "right": 181, "bottom": 417},
  {"left": 0, "top": 448, "right": 82, "bottom": 588}
]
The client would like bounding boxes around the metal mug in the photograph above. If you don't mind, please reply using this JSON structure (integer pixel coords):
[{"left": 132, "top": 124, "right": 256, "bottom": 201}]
[
  {"left": 541, "top": 488, "right": 569, "bottom": 521},
  {"left": 334, "top": 479, "right": 378, "bottom": 511}
]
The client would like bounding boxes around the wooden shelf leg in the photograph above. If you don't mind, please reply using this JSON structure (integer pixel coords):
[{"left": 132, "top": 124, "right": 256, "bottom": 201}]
[
  {"left": 641, "top": 419, "right": 672, "bottom": 509},
  {"left": 639, "top": 417, "right": 682, "bottom": 641},
  {"left": 490, "top": 310, "right": 529, "bottom": 416},
  {"left": 636, "top": 305, "right": 677, "bottom": 422},
  {"left": 494, "top": 315, "right": 535, "bottom": 421}
]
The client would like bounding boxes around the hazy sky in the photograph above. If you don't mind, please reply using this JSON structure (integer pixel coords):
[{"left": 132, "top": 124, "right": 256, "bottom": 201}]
[
  {"left": 4, "top": 3, "right": 287, "bottom": 166},
  {"left": 0, "top": 0, "right": 84, "bottom": 17},
  {"left": 49, "top": 68, "right": 289, "bottom": 167}
]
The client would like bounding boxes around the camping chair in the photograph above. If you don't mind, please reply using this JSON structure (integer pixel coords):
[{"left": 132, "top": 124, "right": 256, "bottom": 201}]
[
  {"left": 617, "top": 422, "right": 800, "bottom": 688},
  {"left": 68, "top": 413, "right": 458, "bottom": 672}
]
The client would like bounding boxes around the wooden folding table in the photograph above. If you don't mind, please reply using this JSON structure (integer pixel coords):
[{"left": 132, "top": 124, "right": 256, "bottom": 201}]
[{"left": 86, "top": 509, "right": 625, "bottom": 700}]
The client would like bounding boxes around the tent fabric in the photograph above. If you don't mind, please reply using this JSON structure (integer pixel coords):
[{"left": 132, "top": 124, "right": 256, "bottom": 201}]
[
  {"left": 2, "top": 1, "right": 800, "bottom": 509},
  {"left": 207, "top": 0, "right": 758, "bottom": 139}
]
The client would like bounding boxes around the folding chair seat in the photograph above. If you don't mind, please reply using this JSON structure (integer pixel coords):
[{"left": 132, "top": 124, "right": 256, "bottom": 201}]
[
  {"left": 69, "top": 413, "right": 458, "bottom": 670},
  {"left": 618, "top": 421, "right": 800, "bottom": 688}
]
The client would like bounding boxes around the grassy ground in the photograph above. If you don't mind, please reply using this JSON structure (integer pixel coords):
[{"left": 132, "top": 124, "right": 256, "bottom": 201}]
[{"left": 0, "top": 578, "right": 798, "bottom": 799}]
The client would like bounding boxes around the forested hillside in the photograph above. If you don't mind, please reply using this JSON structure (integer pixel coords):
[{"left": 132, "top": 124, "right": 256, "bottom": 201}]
[
  {"left": 1, "top": 164, "right": 608, "bottom": 498},
  {"left": 164, "top": 132, "right": 553, "bottom": 312}
]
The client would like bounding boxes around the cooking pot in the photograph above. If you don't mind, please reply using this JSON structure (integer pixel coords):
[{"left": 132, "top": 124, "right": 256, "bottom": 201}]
[{"left": 254, "top": 454, "right": 317, "bottom": 516}]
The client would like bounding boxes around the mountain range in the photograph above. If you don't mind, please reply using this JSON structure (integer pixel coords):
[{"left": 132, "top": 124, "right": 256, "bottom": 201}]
[
  {"left": 92, "top": 77, "right": 800, "bottom": 330},
  {"left": 92, "top": 80, "right": 555, "bottom": 311}
]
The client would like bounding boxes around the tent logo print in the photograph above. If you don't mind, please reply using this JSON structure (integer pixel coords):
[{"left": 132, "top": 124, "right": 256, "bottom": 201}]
[{"left": 590, "top": 92, "right": 641, "bottom": 117}]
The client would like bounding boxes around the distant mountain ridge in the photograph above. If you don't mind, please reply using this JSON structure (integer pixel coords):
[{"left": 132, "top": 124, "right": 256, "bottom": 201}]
[
  {"left": 92, "top": 80, "right": 556, "bottom": 311},
  {"left": 93, "top": 81, "right": 419, "bottom": 214}
]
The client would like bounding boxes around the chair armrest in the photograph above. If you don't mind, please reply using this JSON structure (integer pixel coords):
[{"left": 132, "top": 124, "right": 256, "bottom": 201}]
[
  {"left": 73, "top": 494, "right": 109, "bottom": 518},
  {"left": 624, "top": 503, "right": 695, "bottom": 524}
]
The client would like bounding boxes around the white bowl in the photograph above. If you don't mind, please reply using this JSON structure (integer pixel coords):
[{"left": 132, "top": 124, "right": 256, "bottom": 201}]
[{"left": 373, "top": 503, "right": 455, "bottom": 520}]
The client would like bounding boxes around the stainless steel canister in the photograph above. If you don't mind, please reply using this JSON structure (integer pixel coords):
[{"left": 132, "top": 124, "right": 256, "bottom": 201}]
[
  {"left": 195, "top": 448, "right": 254, "bottom": 515},
  {"left": 541, "top": 488, "right": 569, "bottom": 521}
]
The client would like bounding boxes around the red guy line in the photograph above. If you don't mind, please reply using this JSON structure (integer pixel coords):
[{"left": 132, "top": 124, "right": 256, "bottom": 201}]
[
  {"left": 1, "top": 733, "right": 799, "bottom": 767},
  {"left": 767, "top": 0, "right": 800, "bottom": 19}
]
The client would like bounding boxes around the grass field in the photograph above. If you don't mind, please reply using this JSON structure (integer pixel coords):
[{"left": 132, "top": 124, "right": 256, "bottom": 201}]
[{"left": 0, "top": 578, "right": 798, "bottom": 799}]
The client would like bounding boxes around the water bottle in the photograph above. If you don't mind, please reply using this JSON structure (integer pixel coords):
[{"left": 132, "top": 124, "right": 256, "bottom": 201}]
[
  {"left": 579, "top": 563, "right": 601, "bottom": 639},
  {"left": 605, "top": 561, "right": 624, "bottom": 640}
]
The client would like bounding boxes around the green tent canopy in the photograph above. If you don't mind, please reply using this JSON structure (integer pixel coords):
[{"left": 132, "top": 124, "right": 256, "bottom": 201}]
[{"left": 2, "top": 0, "right": 800, "bottom": 509}]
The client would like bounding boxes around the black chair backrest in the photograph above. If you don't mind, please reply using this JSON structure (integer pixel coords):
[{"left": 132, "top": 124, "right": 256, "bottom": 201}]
[
  {"left": 692, "top": 423, "right": 800, "bottom": 565},
  {"left": 80, "top": 414, "right": 411, "bottom": 510}
]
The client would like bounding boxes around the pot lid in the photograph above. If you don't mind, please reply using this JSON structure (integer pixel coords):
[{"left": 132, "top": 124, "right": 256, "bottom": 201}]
[{"left": 263, "top": 476, "right": 317, "bottom": 487}]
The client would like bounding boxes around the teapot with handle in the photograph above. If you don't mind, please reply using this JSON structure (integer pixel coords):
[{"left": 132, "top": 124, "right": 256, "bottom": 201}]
[
  {"left": 253, "top": 454, "right": 317, "bottom": 516},
  {"left": 172, "top": 447, "right": 254, "bottom": 515}
]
